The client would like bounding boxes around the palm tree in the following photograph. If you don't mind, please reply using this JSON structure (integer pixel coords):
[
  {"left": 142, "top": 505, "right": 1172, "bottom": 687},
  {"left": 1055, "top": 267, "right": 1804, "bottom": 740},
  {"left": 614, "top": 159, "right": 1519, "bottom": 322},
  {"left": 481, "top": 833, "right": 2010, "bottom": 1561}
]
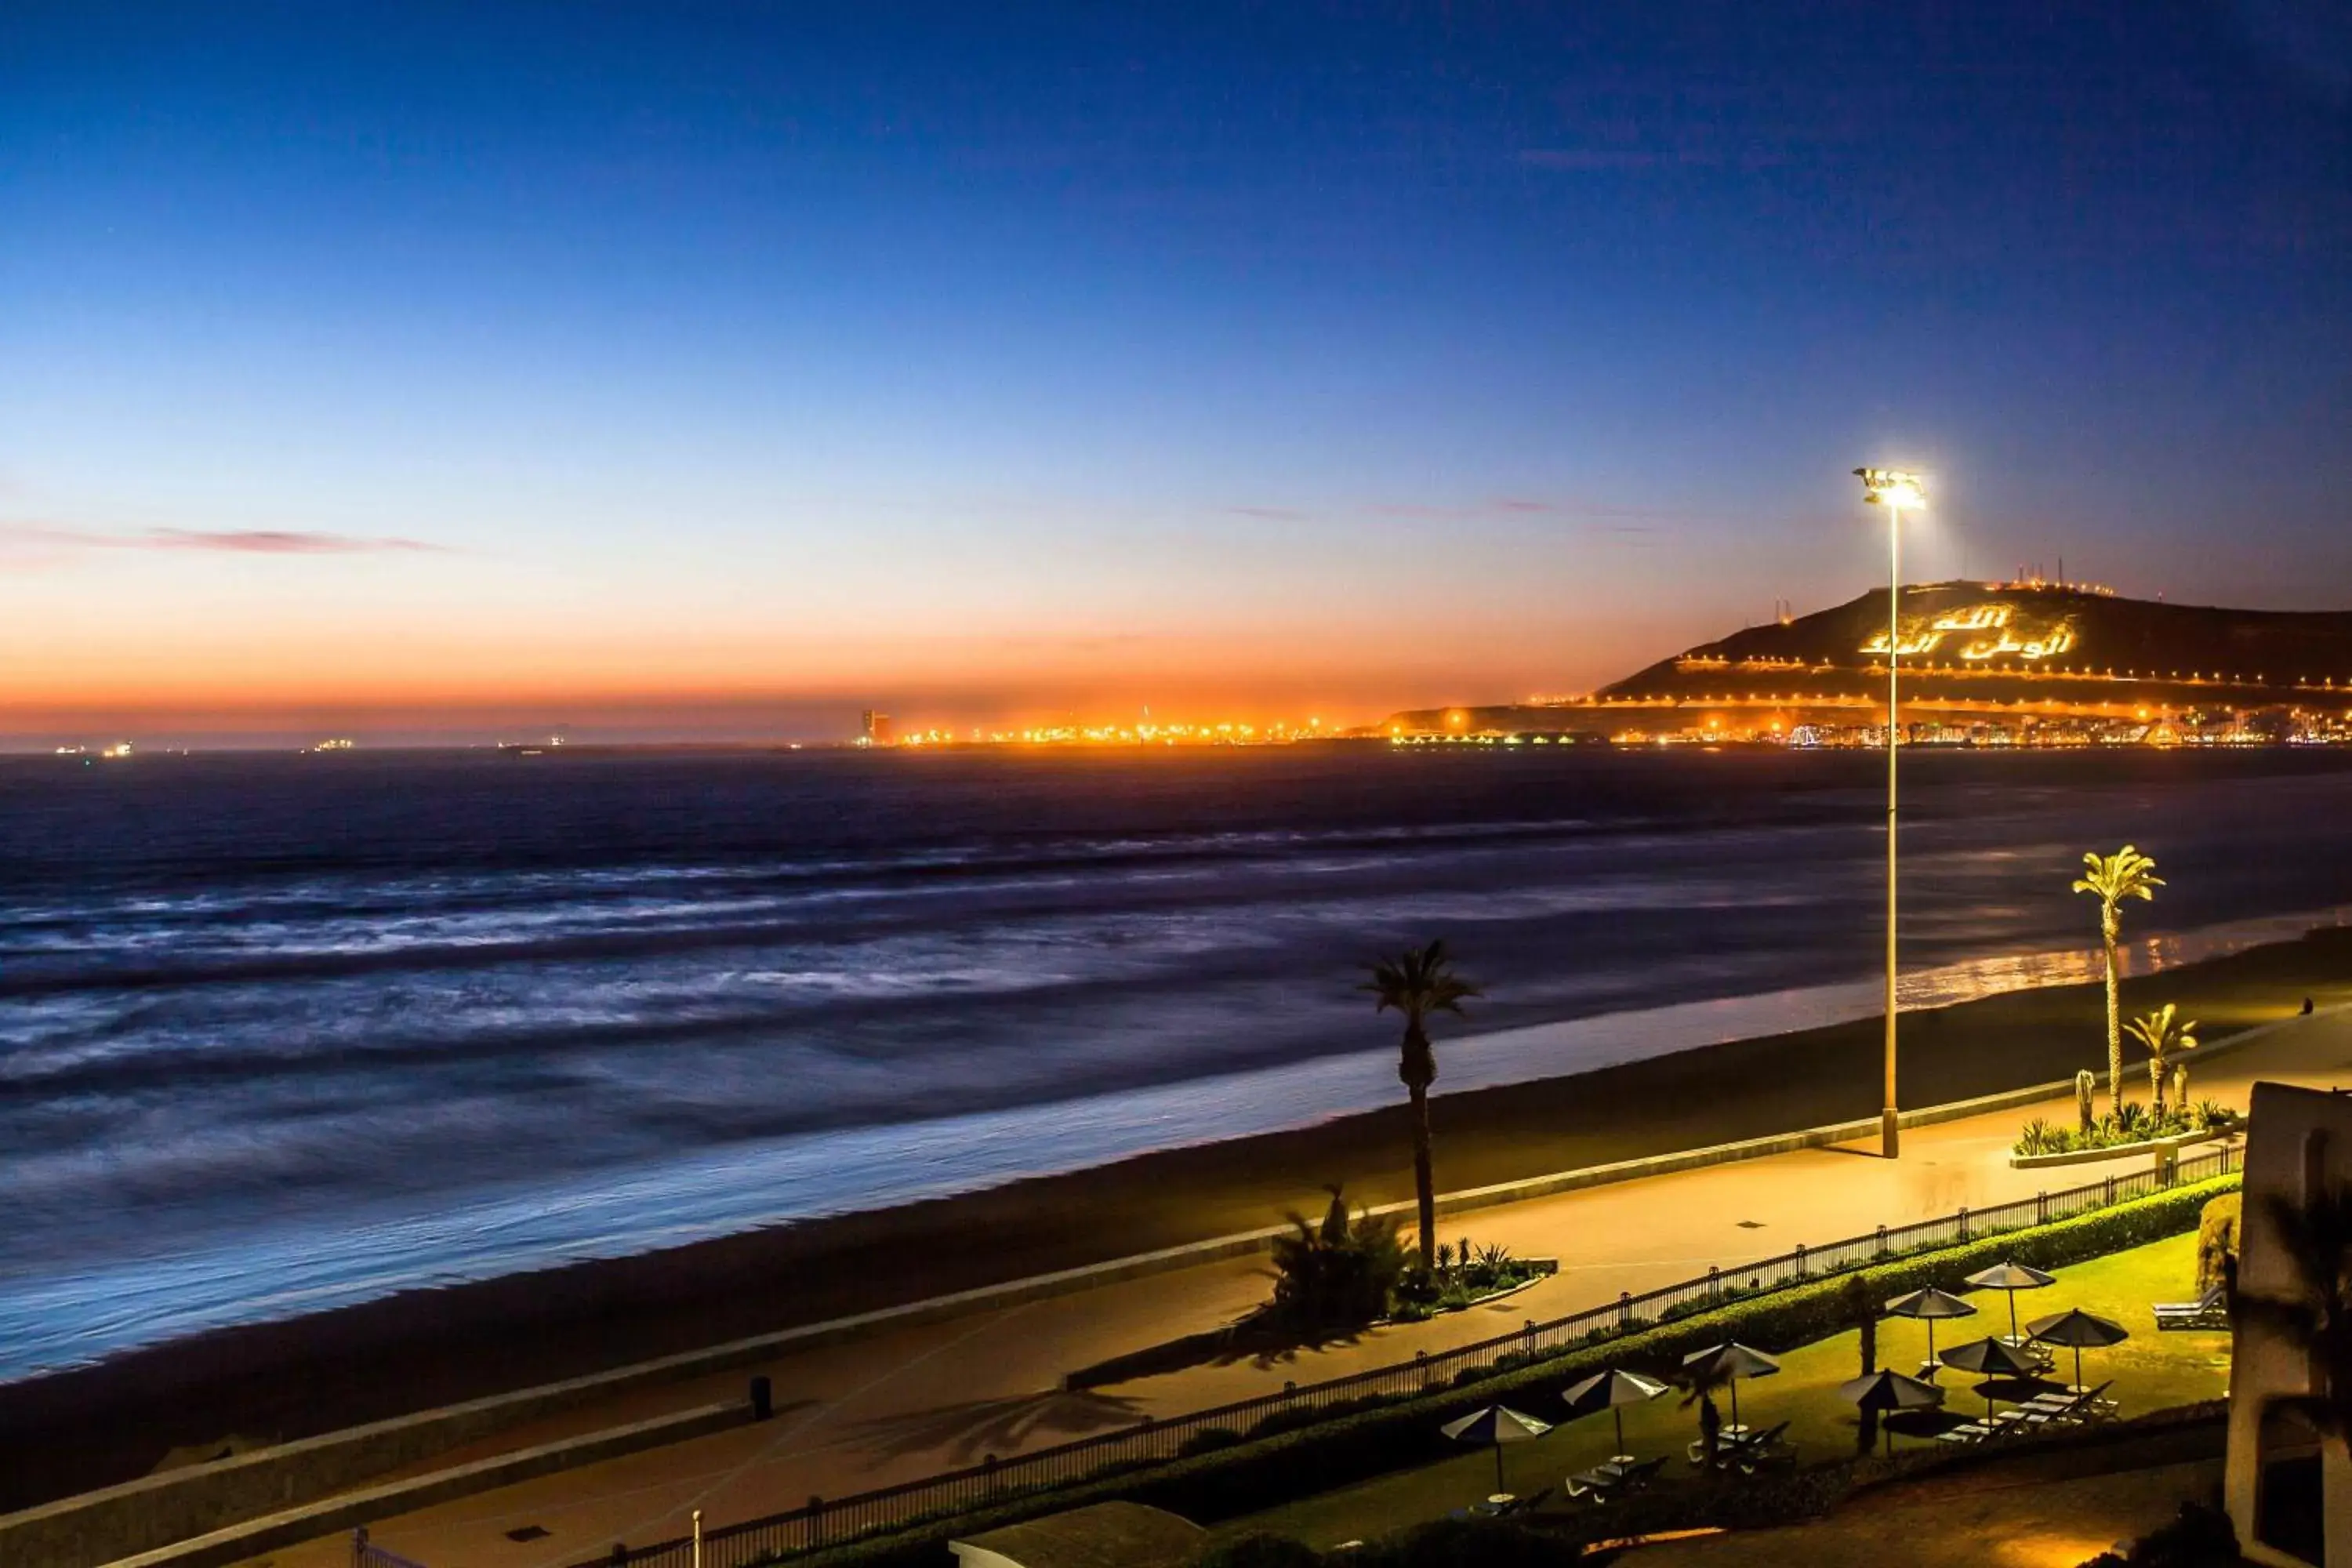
[
  {"left": 2071, "top": 845, "right": 2163, "bottom": 1115},
  {"left": 1363, "top": 940, "right": 1480, "bottom": 1270},
  {"left": 2124, "top": 1003, "right": 2197, "bottom": 1118}
]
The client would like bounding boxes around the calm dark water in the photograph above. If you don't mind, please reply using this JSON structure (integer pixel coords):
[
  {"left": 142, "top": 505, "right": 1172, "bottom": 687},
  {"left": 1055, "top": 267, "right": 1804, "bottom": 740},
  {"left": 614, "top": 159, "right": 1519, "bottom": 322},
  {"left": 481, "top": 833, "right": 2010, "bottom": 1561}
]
[{"left": 3, "top": 744, "right": 2349, "bottom": 1379}]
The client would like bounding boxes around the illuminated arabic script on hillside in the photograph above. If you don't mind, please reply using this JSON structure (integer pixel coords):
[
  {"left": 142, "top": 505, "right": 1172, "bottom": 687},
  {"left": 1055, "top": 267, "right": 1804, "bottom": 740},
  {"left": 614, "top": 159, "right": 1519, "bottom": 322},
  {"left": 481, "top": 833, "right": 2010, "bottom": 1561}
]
[{"left": 1861, "top": 603, "right": 2078, "bottom": 661}]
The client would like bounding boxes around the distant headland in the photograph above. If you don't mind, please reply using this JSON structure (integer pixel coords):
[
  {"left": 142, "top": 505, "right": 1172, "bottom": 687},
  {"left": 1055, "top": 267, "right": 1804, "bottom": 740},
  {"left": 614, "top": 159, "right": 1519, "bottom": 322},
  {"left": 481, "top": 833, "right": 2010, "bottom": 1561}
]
[{"left": 1385, "top": 581, "right": 2352, "bottom": 747}]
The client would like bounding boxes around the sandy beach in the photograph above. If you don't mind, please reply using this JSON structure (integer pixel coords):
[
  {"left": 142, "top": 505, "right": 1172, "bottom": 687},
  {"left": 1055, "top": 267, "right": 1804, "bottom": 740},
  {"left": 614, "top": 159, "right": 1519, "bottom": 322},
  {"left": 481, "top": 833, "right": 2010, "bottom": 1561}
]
[{"left": 6, "top": 923, "right": 2347, "bottom": 1512}]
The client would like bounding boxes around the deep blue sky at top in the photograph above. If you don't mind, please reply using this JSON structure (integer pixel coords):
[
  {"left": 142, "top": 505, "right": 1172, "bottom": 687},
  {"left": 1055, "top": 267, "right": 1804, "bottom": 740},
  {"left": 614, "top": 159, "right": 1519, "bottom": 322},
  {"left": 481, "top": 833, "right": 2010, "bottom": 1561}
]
[{"left": 2, "top": 1, "right": 2348, "bottom": 738}]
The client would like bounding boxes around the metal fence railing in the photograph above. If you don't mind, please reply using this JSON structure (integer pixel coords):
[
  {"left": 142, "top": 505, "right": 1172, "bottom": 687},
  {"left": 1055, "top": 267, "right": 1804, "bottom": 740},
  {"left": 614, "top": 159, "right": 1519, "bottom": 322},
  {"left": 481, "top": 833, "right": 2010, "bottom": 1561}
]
[
  {"left": 354, "top": 1527, "right": 433, "bottom": 1568},
  {"left": 571, "top": 1140, "right": 2241, "bottom": 1567}
]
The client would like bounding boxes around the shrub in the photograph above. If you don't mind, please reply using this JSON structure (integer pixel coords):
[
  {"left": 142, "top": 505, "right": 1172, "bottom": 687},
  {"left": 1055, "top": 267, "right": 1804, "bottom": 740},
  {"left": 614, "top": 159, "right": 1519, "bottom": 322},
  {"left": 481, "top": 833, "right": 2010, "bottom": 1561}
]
[
  {"left": 1395, "top": 1263, "right": 1439, "bottom": 1306},
  {"left": 1340, "top": 1515, "right": 1574, "bottom": 1566},
  {"left": 2020, "top": 1102, "right": 2232, "bottom": 1156},
  {"left": 1189, "top": 1531, "right": 1329, "bottom": 1567},
  {"left": 2075, "top": 1500, "right": 2245, "bottom": 1566},
  {"left": 1178, "top": 1426, "right": 1244, "bottom": 1457},
  {"left": 2196, "top": 1192, "right": 2241, "bottom": 1294},
  {"left": 1269, "top": 1188, "right": 1407, "bottom": 1336}
]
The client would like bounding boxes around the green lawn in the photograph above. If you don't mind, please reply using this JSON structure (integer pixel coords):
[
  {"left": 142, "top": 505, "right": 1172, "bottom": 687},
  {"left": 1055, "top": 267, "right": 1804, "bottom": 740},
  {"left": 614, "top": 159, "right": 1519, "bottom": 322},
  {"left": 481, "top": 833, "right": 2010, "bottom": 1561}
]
[{"left": 1221, "top": 1232, "right": 2231, "bottom": 1552}]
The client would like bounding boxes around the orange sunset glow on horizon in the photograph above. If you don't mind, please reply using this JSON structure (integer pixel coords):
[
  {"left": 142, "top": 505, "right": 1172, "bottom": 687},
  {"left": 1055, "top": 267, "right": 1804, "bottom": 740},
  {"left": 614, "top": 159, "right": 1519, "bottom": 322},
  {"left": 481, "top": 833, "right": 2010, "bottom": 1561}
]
[{"left": 0, "top": 517, "right": 1782, "bottom": 744}]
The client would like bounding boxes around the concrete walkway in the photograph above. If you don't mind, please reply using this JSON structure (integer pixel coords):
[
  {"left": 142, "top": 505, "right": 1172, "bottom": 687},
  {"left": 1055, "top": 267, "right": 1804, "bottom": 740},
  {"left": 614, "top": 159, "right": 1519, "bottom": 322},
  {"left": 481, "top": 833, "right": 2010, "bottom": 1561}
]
[{"left": 223, "top": 1010, "right": 2352, "bottom": 1568}]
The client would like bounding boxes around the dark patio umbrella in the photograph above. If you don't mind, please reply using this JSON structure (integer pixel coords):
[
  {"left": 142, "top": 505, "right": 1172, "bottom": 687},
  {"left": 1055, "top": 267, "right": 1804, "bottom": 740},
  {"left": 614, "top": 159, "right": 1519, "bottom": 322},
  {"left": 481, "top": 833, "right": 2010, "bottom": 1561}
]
[
  {"left": 1441, "top": 1404, "right": 1552, "bottom": 1491},
  {"left": 1680, "top": 1342, "right": 1781, "bottom": 1428},
  {"left": 1562, "top": 1368, "right": 1670, "bottom": 1461},
  {"left": 2027, "top": 1308, "right": 2130, "bottom": 1391},
  {"left": 1939, "top": 1336, "right": 2048, "bottom": 1418},
  {"left": 1964, "top": 1261, "right": 2057, "bottom": 1341},
  {"left": 1884, "top": 1287, "right": 1978, "bottom": 1367},
  {"left": 1838, "top": 1369, "right": 1944, "bottom": 1455}
]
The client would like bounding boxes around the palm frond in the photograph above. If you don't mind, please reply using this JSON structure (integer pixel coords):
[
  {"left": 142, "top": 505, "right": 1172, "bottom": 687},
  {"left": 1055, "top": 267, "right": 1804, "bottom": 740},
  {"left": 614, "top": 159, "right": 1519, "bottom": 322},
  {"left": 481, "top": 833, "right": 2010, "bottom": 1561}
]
[
  {"left": 2072, "top": 844, "right": 2164, "bottom": 905},
  {"left": 2125, "top": 1002, "right": 2195, "bottom": 1058},
  {"left": 1362, "top": 940, "right": 1482, "bottom": 1018}
]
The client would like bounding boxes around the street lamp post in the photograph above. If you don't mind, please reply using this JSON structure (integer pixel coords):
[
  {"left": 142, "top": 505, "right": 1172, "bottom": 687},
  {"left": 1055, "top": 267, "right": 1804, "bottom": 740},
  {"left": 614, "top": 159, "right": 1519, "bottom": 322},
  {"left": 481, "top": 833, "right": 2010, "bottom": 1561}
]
[{"left": 1854, "top": 467, "right": 1926, "bottom": 1159}]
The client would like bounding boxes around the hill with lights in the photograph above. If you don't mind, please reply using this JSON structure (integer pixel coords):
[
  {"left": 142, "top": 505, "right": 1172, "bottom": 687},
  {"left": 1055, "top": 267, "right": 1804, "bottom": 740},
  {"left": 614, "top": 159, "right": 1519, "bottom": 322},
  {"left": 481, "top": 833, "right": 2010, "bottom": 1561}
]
[{"left": 1387, "top": 583, "right": 2352, "bottom": 741}]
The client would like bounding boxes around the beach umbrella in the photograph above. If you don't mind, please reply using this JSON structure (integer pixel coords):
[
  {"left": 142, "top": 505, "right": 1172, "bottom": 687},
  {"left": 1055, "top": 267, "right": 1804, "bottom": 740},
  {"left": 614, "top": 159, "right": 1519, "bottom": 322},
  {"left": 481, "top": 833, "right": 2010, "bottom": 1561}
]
[
  {"left": 1680, "top": 1342, "right": 1781, "bottom": 1428},
  {"left": 1441, "top": 1404, "right": 1552, "bottom": 1491},
  {"left": 1939, "top": 1336, "right": 2048, "bottom": 1419},
  {"left": 1838, "top": 1369, "right": 1945, "bottom": 1410},
  {"left": 1965, "top": 1261, "right": 2057, "bottom": 1341},
  {"left": 2027, "top": 1308, "right": 2130, "bottom": 1392},
  {"left": 1884, "top": 1287, "right": 1977, "bottom": 1367},
  {"left": 1838, "top": 1369, "right": 1945, "bottom": 1456},
  {"left": 1562, "top": 1368, "right": 1670, "bottom": 1461}
]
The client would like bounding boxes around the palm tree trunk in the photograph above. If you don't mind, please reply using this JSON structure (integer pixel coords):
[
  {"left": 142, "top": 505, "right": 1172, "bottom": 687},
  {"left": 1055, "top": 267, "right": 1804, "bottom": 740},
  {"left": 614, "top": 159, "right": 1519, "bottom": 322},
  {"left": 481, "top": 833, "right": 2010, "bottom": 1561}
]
[
  {"left": 1409, "top": 1084, "right": 1437, "bottom": 1271},
  {"left": 2148, "top": 1054, "right": 2165, "bottom": 1116},
  {"left": 2102, "top": 913, "right": 2122, "bottom": 1116}
]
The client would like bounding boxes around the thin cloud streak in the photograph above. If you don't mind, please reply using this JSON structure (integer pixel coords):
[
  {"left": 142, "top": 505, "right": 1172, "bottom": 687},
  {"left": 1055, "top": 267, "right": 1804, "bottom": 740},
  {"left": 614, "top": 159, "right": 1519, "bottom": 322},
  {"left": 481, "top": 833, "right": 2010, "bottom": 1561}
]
[
  {"left": 150, "top": 529, "right": 446, "bottom": 554},
  {"left": 1, "top": 524, "right": 449, "bottom": 557},
  {"left": 1223, "top": 497, "right": 1689, "bottom": 526}
]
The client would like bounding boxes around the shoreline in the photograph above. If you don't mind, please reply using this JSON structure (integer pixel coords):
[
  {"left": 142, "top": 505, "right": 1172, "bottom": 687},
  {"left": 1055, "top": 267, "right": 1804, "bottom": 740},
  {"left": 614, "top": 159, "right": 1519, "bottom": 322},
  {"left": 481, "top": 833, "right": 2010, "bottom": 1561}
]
[
  {"left": 19, "top": 905, "right": 2333, "bottom": 1386},
  {"left": 8, "top": 922, "right": 2348, "bottom": 1509}
]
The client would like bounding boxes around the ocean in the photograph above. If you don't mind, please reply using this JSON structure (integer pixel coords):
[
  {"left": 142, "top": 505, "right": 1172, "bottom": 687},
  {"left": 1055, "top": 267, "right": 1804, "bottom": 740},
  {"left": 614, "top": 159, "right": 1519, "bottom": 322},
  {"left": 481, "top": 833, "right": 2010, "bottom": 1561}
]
[{"left": 3, "top": 743, "right": 2349, "bottom": 1382}]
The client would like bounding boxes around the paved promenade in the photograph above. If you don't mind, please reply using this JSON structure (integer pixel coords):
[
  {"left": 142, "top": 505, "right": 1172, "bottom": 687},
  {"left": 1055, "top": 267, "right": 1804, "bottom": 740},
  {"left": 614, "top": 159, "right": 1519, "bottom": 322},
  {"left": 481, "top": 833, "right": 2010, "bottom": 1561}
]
[{"left": 230, "top": 1010, "right": 2352, "bottom": 1568}]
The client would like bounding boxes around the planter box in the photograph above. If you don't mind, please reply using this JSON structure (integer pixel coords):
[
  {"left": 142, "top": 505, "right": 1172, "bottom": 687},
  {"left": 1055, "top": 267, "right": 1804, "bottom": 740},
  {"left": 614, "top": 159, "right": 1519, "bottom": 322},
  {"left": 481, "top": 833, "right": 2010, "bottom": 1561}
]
[
  {"left": 1384, "top": 1261, "right": 1559, "bottom": 1327},
  {"left": 2009, "top": 1127, "right": 2231, "bottom": 1171}
]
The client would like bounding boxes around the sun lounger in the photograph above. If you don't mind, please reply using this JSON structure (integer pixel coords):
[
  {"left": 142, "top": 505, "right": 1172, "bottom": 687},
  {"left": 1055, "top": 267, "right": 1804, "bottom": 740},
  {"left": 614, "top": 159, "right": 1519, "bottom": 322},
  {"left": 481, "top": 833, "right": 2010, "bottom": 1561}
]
[
  {"left": 2020, "top": 1380, "right": 2116, "bottom": 1428},
  {"left": 1997, "top": 1335, "right": 2060, "bottom": 1372},
  {"left": 2154, "top": 1284, "right": 2229, "bottom": 1331},
  {"left": 1496, "top": 1486, "right": 1555, "bottom": 1516},
  {"left": 1565, "top": 1467, "right": 1613, "bottom": 1501},
  {"left": 1567, "top": 1457, "right": 1665, "bottom": 1501},
  {"left": 1704, "top": 1420, "right": 1792, "bottom": 1474}
]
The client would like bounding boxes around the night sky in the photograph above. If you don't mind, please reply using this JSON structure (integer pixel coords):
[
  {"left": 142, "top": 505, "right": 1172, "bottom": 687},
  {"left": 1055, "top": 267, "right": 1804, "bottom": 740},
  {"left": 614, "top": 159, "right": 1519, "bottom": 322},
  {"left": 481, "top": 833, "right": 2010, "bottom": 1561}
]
[{"left": 3, "top": 2, "right": 2347, "bottom": 742}]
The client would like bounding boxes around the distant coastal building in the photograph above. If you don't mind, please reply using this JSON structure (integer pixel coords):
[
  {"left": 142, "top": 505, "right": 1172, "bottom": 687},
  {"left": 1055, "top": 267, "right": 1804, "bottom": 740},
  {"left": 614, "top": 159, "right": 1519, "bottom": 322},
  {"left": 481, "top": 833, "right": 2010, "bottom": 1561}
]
[
  {"left": 2226, "top": 1080, "right": 2352, "bottom": 1566},
  {"left": 861, "top": 710, "right": 895, "bottom": 746}
]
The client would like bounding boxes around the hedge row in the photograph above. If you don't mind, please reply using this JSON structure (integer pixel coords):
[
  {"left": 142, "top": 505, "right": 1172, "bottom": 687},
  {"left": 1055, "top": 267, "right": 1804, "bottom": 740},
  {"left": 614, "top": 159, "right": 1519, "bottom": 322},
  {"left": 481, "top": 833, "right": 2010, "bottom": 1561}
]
[{"left": 748, "top": 1174, "right": 2238, "bottom": 1568}]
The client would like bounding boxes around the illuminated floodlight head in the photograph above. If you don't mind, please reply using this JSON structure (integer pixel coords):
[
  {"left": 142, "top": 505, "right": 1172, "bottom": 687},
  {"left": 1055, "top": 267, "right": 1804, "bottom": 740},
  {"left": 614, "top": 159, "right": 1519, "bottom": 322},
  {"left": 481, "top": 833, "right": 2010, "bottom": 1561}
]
[{"left": 1853, "top": 467, "right": 1929, "bottom": 510}]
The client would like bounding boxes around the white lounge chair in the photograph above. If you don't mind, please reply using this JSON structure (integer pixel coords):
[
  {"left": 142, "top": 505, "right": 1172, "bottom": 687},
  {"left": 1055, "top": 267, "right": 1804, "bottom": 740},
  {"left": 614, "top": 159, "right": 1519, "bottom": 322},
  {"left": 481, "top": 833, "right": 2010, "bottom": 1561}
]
[{"left": 2154, "top": 1284, "right": 2228, "bottom": 1331}]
